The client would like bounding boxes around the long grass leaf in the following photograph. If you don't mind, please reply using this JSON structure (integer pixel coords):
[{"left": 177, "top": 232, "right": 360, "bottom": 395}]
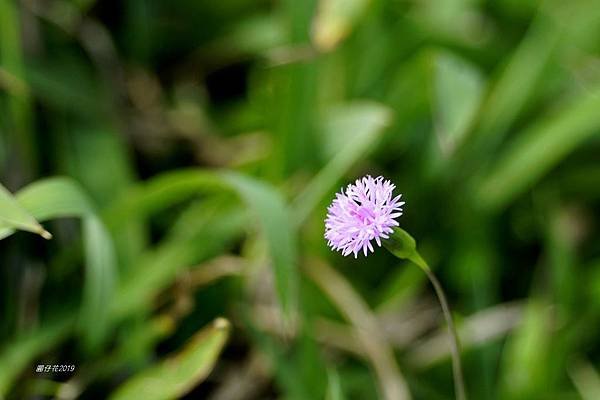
[
  {"left": 107, "top": 169, "right": 298, "bottom": 322},
  {"left": 110, "top": 318, "right": 231, "bottom": 400},
  {"left": 9, "top": 178, "right": 116, "bottom": 351},
  {"left": 0, "top": 183, "right": 51, "bottom": 239},
  {"left": 293, "top": 102, "right": 392, "bottom": 224},
  {"left": 326, "top": 368, "right": 346, "bottom": 400},
  {"left": 0, "top": 315, "right": 74, "bottom": 396},
  {"left": 477, "top": 87, "right": 600, "bottom": 211},
  {"left": 0, "top": 0, "right": 35, "bottom": 171},
  {"left": 111, "top": 201, "right": 246, "bottom": 320},
  {"left": 304, "top": 258, "right": 411, "bottom": 400},
  {"left": 222, "top": 172, "right": 298, "bottom": 321},
  {"left": 313, "top": 0, "right": 373, "bottom": 50}
]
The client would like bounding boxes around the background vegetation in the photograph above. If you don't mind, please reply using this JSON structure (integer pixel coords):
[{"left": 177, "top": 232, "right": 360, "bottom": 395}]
[{"left": 1, "top": 0, "right": 600, "bottom": 399}]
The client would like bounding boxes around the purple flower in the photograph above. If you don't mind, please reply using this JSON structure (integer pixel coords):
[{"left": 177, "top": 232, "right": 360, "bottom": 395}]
[{"left": 325, "top": 175, "right": 405, "bottom": 258}]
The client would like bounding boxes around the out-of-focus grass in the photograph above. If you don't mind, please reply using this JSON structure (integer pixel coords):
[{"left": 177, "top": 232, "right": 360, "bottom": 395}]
[{"left": 1, "top": 0, "right": 599, "bottom": 399}]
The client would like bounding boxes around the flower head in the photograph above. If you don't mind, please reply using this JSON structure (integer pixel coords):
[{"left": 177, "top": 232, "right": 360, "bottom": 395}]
[{"left": 325, "top": 175, "right": 405, "bottom": 258}]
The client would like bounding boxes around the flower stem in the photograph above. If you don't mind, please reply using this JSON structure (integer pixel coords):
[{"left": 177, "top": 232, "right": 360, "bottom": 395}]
[
  {"left": 422, "top": 266, "right": 467, "bottom": 400},
  {"left": 383, "top": 228, "right": 466, "bottom": 400}
]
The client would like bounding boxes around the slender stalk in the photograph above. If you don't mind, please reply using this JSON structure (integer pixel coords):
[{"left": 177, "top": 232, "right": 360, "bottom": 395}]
[
  {"left": 384, "top": 228, "right": 467, "bottom": 400},
  {"left": 423, "top": 266, "right": 466, "bottom": 400}
]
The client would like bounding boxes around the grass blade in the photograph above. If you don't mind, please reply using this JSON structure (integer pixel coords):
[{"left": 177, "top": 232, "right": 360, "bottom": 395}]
[
  {"left": 312, "top": 0, "right": 373, "bottom": 50},
  {"left": 0, "top": 315, "right": 74, "bottom": 396},
  {"left": 9, "top": 178, "right": 117, "bottom": 351},
  {"left": 326, "top": 368, "right": 346, "bottom": 400},
  {"left": 433, "top": 51, "right": 484, "bottom": 157},
  {"left": 111, "top": 201, "right": 246, "bottom": 320},
  {"left": 570, "top": 359, "right": 600, "bottom": 400},
  {"left": 0, "top": 183, "right": 51, "bottom": 239},
  {"left": 293, "top": 101, "right": 392, "bottom": 224},
  {"left": 474, "top": 10, "right": 561, "bottom": 145},
  {"left": 0, "top": 0, "right": 36, "bottom": 172},
  {"left": 221, "top": 172, "right": 298, "bottom": 323},
  {"left": 110, "top": 317, "right": 231, "bottom": 400},
  {"left": 304, "top": 258, "right": 411, "bottom": 400},
  {"left": 477, "top": 86, "right": 600, "bottom": 211},
  {"left": 107, "top": 169, "right": 299, "bottom": 322}
]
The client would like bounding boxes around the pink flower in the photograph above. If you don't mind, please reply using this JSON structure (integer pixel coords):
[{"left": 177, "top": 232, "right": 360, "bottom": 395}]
[{"left": 325, "top": 176, "right": 404, "bottom": 258}]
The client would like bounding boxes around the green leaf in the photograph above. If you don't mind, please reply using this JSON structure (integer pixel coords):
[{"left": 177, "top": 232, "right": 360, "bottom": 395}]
[
  {"left": 475, "top": 11, "right": 561, "bottom": 143},
  {"left": 110, "top": 318, "right": 231, "bottom": 400},
  {"left": 111, "top": 200, "right": 246, "bottom": 320},
  {"left": 468, "top": 1, "right": 600, "bottom": 156},
  {"left": 80, "top": 216, "right": 117, "bottom": 348},
  {"left": 107, "top": 169, "right": 298, "bottom": 321},
  {"left": 304, "top": 258, "right": 411, "bottom": 400},
  {"left": 0, "top": 183, "right": 51, "bottom": 239},
  {"left": 312, "top": 0, "right": 373, "bottom": 50},
  {"left": 0, "top": 315, "right": 74, "bottom": 396},
  {"left": 221, "top": 172, "right": 298, "bottom": 322},
  {"left": 62, "top": 126, "right": 144, "bottom": 273},
  {"left": 500, "top": 300, "right": 551, "bottom": 399},
  {"left": 25, "top": 55, "right": 110, "bottom": 118},
  {"left": 0, "top": 0, "right": 36, "bottom": 171},
  {"left": 570, "top": 359, "right": 600, "bottom": 400},
  {"left": 6, "top": 178, "right": 117, "bottom": 351},
  {"left": 104, "top": 169, "right": 223, "bottom": 227},
  {"left": 433, "top": 51, "right": 484, "bottom": 156},
  {"left": 15, "top": 178, "right": 93, "bottom": 218},
  {"left": 293, "top": 101, "right": 392, "bottom": 224},
  {"left": 207, "top": 14, "right": 286, "bottom": 59},
  {"left": 326, "top": 368, "right": 346, "bottom": 400},
  {"left": 477, "top": 86, "right": 600, "bottom": 211}
]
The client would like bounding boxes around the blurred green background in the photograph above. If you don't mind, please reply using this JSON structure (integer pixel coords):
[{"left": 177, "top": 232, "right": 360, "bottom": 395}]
[{"left": 1, "top": 0, "right": 600, "bottom": 399}]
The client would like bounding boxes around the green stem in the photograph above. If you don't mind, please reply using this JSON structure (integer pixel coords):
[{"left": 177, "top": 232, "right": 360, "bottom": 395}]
[
  {"left": 422, "top": 266, "right": 467, "bottom": 400},
  {"left": 384, "top": 228, "right": 467, "bottom": 400}
]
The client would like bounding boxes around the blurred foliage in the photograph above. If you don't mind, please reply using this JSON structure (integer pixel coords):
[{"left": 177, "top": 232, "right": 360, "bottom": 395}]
[{"left": 1, "top": 0, "right": 600, "bottom": 399}]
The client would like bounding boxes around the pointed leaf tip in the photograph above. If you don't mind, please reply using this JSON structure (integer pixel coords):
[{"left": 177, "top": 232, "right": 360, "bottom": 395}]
[{"left": 213, "top": 317, "right": 230, "bottom": 331}]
